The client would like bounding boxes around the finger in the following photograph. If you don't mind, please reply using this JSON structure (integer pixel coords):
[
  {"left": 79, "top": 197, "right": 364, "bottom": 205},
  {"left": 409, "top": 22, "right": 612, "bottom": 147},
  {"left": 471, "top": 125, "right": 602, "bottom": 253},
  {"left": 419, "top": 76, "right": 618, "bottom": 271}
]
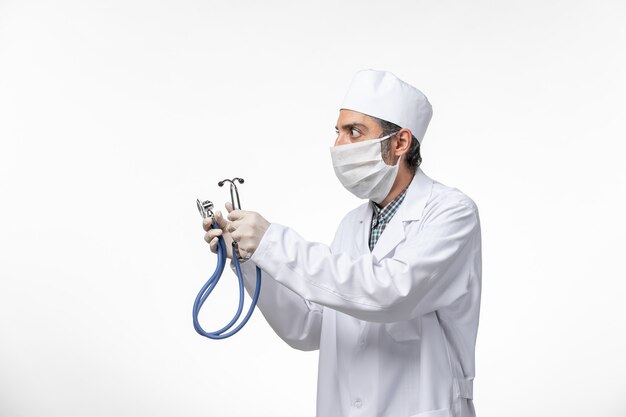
[
  {"left": 240, "top": 245, "right": 253, "bottom": 258},
  {"left": 227, "top": 219, "right": 246, "bottom": 233},
  {"left": 214, "top": 210, "right": 229, "bottom": 229},
  {"left": 204, "top": 229, "right": 222, "bottom": 243},
  {"left": 202, "top": 217, "right": 214, "bottom": 231},
  {"left": 222, "top": 221, "right": 256, "bottom": 249},
  {"left": 209, "top": 237, "right": 218, "bottom": 253},
  {"left": 238, "top": 248, "right": 251, "bottom": 260},
  {"left": 225, "top": 201, "right": 234, "bottom": 213},
  {"left": 207, "top": 229, "right": 223, "bottom": 239},
  {"left": 227, "top": 209, "right": 248, "bottom": 222}
]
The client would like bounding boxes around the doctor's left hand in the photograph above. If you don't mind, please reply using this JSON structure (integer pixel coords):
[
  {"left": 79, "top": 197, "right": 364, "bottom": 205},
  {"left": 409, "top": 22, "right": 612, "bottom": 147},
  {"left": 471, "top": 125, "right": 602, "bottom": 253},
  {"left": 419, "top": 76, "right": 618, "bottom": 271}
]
[
  {"left": 203, "top": 202, "right": 236, "bottom": 259},
  {"left": 227, "top": 210, "right": 270, "bottom": 260}
]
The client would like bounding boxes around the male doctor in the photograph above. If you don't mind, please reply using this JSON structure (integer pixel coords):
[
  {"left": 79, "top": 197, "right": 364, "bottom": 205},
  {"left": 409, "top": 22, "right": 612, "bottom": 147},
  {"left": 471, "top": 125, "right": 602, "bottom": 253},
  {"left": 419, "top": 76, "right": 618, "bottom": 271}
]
[{"left": 203, "top": 70, "right": 482, "bottom": 417}]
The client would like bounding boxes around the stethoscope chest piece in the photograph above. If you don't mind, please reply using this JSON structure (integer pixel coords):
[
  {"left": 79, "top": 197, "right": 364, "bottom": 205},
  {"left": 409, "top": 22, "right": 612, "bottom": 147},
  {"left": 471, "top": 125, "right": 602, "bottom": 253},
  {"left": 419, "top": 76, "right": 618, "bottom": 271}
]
[{"left": 196, "top": 199, "right": 215, "bottom": 221}]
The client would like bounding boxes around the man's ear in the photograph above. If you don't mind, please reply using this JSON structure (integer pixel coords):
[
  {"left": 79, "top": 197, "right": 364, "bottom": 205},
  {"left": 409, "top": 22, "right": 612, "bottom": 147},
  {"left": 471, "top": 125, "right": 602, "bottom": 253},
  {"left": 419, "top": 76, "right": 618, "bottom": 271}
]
[{"left": 394, "top": 128, "right": 413, "bottom": 156}]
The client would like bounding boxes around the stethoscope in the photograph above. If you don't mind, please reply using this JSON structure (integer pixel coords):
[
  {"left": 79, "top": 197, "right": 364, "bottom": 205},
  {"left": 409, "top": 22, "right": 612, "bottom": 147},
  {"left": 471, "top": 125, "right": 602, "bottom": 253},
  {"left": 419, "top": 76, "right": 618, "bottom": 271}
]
[{"left": 193, "top": 177, "right": 262, "bottom": 339}]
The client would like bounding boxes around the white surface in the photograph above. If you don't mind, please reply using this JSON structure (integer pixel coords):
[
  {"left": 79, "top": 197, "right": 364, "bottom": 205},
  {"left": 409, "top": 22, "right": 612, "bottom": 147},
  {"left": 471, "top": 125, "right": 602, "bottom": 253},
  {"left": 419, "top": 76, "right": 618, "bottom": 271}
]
[{"left": 1, "top": 1, "right": 625, "bottom": 416}]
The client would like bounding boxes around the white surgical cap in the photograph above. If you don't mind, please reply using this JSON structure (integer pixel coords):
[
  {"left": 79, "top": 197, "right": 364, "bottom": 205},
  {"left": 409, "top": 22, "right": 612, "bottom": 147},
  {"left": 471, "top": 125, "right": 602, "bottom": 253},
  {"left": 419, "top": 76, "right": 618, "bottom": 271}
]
[{"left": 340, "top": 69, "right": 433, "bottom": 144}]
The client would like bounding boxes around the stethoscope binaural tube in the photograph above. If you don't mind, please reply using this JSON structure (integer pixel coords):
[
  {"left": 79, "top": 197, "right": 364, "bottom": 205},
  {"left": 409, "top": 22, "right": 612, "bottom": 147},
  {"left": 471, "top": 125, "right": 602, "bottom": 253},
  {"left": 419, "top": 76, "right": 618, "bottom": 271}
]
[
  {"left": 218, "top": 177, "right": 244, "bottom": 211},
  {"left": 193, "top": 180, "right": 262, "bottom": 339}
]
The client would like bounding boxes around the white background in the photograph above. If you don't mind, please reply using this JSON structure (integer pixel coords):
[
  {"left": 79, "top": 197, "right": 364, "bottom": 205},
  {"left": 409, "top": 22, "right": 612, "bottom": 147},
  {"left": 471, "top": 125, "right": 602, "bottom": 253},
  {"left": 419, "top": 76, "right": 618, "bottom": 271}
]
[{"left": 1, "top": 0, "right": 625, "bottom": 416}]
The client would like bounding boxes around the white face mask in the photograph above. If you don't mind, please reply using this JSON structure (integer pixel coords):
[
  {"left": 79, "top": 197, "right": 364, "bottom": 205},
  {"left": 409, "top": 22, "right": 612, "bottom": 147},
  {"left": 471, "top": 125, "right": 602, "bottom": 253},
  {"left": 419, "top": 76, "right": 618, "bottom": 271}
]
[{"left": 330, "top": 132, "right": 400, "bottom": 204}]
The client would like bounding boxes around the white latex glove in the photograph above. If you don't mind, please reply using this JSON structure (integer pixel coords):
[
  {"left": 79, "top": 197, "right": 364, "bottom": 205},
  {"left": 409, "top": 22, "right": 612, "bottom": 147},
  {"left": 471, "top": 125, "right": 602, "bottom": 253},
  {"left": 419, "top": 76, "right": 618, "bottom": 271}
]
[
  {"left": 203, "top": 202, "right": 235, "bottom": 259},
  {"left": 227, "top": 210, "right": 270, "bottom": 260}
]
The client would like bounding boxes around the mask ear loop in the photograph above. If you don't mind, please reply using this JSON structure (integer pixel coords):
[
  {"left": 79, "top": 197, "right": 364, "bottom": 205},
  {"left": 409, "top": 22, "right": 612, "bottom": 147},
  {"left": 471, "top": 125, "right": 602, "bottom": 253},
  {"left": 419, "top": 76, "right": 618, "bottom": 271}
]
[
  {"left": 376, "top": 130, "right": 400, "bottom": 143},
  {"left": 379, "top": 131, "right": 402, "bottom": 167}
]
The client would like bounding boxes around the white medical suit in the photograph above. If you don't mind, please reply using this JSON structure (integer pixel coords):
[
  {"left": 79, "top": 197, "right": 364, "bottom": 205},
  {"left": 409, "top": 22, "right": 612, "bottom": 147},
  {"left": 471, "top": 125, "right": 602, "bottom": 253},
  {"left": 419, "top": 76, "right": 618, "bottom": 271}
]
[{"left": 236, "top": 168, "right": 482, "bottom": 417}]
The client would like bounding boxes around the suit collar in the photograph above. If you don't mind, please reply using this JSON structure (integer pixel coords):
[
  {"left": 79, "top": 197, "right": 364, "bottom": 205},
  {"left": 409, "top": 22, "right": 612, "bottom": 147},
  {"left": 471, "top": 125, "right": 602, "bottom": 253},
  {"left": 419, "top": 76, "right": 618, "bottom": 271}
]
[
  {"left": 364, "top": 168, "right": 434, "bottom": 260},
  {"left": 398, "top": 167, "right": 434, "bottom": 222}
]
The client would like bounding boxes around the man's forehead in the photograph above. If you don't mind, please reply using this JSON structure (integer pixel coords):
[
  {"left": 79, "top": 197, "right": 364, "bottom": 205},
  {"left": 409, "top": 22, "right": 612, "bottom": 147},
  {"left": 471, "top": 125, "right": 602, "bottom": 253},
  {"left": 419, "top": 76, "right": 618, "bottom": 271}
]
[{"left": 335, "top": 109, "right": 377, "bottom": 129}]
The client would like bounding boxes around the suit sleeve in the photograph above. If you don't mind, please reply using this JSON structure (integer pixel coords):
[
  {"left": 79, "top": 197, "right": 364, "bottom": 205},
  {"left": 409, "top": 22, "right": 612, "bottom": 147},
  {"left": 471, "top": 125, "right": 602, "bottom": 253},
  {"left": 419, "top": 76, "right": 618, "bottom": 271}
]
[
  {"left": 231, "top": 259, "right": 323, "bottom": 351},
  {"left": 250, "top": 201, "right": 481, "bottom": 323}
]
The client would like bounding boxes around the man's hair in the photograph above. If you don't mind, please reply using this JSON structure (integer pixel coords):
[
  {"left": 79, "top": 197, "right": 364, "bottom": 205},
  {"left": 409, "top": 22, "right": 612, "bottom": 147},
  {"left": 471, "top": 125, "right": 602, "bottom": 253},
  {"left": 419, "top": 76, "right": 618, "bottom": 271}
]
[{"left": 373, "top": 117, "right": 422, "bottom": 174}]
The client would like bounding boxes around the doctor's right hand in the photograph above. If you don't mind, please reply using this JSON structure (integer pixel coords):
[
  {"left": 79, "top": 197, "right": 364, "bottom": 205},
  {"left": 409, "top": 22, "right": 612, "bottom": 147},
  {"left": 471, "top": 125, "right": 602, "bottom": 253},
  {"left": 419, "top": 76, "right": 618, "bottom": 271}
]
[{"left": 203, "top": 202, "right": 235, "bottom": 259}]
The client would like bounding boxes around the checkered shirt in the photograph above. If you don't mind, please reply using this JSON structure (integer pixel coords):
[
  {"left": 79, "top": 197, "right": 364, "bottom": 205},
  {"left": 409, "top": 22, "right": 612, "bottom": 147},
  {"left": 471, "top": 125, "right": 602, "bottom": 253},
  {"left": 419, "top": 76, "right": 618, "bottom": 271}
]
[{"left": 369, "top": 186, "right": 409, "bottom": 251}]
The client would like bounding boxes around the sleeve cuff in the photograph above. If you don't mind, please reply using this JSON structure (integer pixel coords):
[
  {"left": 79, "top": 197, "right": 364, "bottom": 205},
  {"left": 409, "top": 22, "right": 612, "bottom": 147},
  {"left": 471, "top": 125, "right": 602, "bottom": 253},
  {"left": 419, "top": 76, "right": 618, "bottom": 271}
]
[{"left": 250, "top": 223, "right": 280, "bottom": 273}]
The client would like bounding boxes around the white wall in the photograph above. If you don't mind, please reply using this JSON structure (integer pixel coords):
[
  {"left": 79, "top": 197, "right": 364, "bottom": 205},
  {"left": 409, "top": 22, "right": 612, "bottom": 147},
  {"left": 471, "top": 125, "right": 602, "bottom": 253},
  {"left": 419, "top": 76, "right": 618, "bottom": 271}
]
[{"left": 1, "top": 1, "right": 625, "bottom": 416}]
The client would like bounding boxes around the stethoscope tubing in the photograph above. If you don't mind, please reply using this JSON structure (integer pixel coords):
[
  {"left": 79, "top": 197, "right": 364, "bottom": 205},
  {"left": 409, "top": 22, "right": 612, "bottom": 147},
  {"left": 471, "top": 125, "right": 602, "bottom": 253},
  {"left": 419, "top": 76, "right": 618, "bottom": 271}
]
[{"left": 192, "top": 223, "right": 261, "bottom": 339}]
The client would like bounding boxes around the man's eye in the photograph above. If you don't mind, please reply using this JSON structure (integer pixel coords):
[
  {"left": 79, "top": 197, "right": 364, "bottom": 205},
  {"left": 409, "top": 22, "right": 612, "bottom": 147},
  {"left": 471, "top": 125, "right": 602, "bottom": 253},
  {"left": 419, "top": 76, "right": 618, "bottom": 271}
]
[{"left": 350, "top": 128, "right": 361, "bottom": 137}]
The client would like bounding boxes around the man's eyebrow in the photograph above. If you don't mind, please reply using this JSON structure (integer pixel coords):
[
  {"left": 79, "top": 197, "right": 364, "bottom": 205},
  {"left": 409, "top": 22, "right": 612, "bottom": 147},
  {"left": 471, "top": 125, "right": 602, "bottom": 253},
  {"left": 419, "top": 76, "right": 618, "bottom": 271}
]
[{"left": 336, "top": 123, "right": 368, "bottom": 131}]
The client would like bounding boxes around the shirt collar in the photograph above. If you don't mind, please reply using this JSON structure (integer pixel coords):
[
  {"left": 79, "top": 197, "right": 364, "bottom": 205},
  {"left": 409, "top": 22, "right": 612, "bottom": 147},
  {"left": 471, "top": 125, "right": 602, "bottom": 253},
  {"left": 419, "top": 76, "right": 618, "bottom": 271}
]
[
  {"left": 358, "top": 167, "right": 435, "bottom": 226},
  {"left": 371, "top": 184, "right": 409, "bottom": 221}
]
